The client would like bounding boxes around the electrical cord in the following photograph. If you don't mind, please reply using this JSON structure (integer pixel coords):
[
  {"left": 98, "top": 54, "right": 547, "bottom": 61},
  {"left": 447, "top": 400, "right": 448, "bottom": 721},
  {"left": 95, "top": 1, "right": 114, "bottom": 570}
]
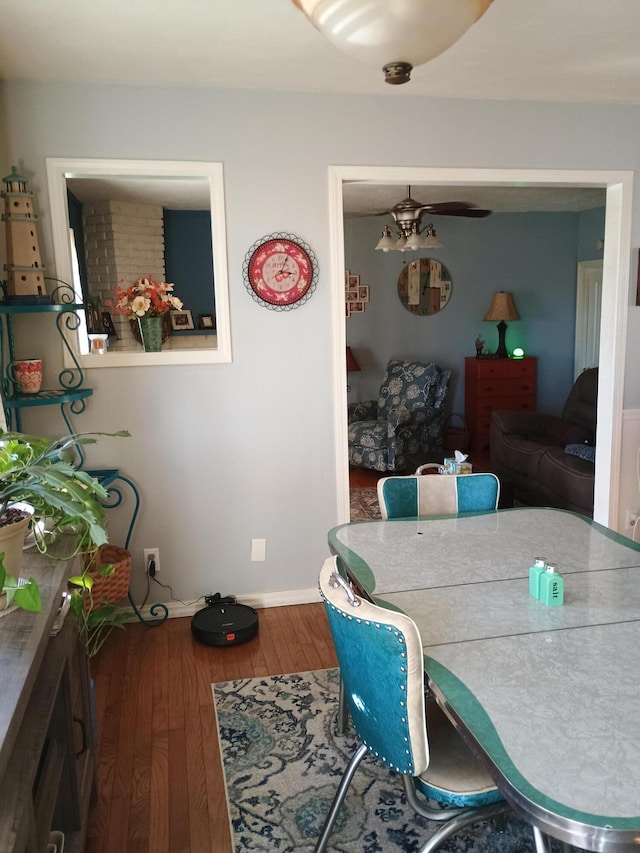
[
  {"left": 137, "top": 554, "right": 204, "bottom": 607},
  {"left": 150, "top": 573, "right": 206, "bottom": 607}
]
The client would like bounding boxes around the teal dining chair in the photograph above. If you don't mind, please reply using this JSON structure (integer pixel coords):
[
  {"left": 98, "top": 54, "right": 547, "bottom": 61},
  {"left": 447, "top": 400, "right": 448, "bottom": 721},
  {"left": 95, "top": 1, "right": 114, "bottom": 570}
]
[
  {"left": 317, "top": 555, "right": 511, "bottom": 853},
  {"left": 377, "top": 471, "right": 500, "bottom": 519}
]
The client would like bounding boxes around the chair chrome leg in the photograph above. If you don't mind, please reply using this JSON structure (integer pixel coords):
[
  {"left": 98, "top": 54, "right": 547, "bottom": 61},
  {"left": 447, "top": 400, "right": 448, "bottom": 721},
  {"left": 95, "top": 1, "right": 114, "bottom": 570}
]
[
  {"left": 314, "top": 742, "right": 368, "bottom": 853},
  {"left": 532, "top": 825, "right": 552, "bottom": 853},
  {"left": 418, "top": 801, "right": 512, "bottom": 853},
  {"left": 336, "top": 674, "right": 349, "bottom": 734}
]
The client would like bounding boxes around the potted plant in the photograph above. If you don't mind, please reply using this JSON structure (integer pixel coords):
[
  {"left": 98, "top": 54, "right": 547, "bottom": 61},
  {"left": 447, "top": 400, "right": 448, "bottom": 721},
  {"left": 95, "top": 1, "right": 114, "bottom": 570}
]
[
  {"left": 109, "top": 275, "right": 183, "bottom": 351},
  {"left": 0, "top": 429, "right": 129, "bottom": 624}
]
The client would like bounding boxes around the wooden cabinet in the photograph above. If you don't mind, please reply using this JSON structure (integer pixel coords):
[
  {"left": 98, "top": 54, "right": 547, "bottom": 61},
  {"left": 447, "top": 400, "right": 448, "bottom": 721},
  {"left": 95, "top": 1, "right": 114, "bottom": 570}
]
[
  {"left": 0, "top": 554, "right": 96, "bottom": 852},
  {"left": 465, "top": 356, "right": 537, "bottom": 453}
]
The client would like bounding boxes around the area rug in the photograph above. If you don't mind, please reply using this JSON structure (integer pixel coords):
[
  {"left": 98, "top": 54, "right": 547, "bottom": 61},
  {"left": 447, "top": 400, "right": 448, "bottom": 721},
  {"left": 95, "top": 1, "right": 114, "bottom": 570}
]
[
  {"left": 349, "top": 487, "right": 381, "bottom": 521},
  {"left": 213, "top": 668, "right": 555, "bottom": 853}
]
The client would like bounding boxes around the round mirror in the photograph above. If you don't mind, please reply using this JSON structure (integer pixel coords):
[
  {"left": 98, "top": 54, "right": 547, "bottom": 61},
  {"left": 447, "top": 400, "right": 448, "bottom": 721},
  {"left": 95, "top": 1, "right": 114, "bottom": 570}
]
[{"left": 397, "top": 257, "right": 452, "bottom": 316}]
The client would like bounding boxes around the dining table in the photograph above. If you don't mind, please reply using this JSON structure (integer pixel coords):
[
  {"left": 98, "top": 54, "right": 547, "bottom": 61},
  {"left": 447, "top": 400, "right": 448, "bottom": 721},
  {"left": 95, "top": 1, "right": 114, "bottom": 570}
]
[{"left": 328, "top": 506, "right": 640, "bottom": 852}]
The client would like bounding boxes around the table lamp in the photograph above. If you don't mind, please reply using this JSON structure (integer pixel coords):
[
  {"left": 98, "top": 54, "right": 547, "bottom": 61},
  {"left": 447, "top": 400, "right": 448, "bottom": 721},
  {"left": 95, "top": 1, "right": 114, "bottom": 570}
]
[{"left": 483, "top": 292, "right": 520, "bottom": 359}]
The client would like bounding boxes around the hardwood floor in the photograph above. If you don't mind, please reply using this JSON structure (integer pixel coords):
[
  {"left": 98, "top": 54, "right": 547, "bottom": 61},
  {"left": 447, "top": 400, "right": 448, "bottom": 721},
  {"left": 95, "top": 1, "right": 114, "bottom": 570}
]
[{"left": 86, "top": 604, "right": 338, "bottom": 853}]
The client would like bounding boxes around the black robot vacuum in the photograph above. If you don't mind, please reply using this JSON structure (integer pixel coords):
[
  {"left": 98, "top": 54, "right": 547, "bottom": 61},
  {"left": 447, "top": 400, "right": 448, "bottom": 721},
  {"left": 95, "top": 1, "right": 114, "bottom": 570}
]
[{"left": 191, "top": 593, "right": 259, "bottom": 647}]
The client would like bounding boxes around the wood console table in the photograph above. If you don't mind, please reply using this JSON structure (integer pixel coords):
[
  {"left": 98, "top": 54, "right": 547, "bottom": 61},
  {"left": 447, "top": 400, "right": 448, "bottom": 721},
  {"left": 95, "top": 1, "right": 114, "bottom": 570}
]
[{"left": 0, "top": 551, "right": 96, "bottom": 852}]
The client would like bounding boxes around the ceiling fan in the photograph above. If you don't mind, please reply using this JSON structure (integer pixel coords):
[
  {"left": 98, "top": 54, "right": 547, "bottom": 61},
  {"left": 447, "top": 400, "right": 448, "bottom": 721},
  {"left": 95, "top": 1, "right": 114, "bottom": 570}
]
[{"left": 374, "top": 186, "right": 492, "bottom": 252}]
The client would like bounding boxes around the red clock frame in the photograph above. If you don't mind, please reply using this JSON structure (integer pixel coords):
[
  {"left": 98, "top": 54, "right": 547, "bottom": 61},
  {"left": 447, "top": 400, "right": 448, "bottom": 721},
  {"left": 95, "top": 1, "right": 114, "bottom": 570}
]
[{"left": 243, "top": 232, "right": 318, "bottom": 311}]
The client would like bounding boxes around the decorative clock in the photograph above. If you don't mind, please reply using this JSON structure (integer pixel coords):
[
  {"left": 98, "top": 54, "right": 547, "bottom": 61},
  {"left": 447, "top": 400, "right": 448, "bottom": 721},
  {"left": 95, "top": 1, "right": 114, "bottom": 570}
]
[
  {"left": 397, "top": 256, "right": 453, "bottom": 316},
  {"left": 243, "top": 232, "right": 318, "bottom": 311}
]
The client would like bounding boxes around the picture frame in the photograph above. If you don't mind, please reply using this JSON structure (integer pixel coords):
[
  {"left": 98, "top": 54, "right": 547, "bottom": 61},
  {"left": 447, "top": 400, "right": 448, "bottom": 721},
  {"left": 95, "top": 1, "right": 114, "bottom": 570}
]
[
  {"left": 345, "top": 270, "right": 369, "bottom": 318},
  {"left": 171, "top": 309, "right": 195, "bottom": 330},
  {"left": 198, "top": 313, "right": 215, "bottom": 330},
  {"left": 101, "top": 311, "right": 118, "bottom": 339}
]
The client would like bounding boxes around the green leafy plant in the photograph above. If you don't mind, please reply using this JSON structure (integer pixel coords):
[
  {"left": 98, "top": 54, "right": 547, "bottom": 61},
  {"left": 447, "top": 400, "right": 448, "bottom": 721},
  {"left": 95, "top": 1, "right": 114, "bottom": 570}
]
[
  {"left": 68, "top": 555, "right": 131, "bottom": 657},
  {"left": 0, "top": 552, "right": 41, "bottom": 612},
  {"left": 0, "top": 429, "right": 129, "bottom": 617}
]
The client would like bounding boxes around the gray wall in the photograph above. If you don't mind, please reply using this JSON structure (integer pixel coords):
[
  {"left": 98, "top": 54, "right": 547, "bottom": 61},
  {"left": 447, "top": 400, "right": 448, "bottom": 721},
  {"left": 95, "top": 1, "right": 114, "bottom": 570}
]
[{"left": 1, "top": 80, "right": 639, "bottom": 607}]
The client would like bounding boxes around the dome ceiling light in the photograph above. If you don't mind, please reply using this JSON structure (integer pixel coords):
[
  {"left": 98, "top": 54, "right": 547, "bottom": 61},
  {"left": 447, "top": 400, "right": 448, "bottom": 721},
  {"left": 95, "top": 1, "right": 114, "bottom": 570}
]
[{"left": 292, "top": 0, "right": 494, "bottom": 85}]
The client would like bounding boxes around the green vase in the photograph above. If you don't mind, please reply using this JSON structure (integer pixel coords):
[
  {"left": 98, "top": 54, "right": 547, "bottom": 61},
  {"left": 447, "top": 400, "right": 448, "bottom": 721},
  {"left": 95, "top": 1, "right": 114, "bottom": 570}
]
[{"left": 138, "top": 316, "right": 163, "bottom": 352}]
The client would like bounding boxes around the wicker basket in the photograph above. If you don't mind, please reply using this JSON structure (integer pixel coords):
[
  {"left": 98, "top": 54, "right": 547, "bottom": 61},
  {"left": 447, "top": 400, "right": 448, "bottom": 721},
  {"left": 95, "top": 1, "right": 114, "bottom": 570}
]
[
  {"left": 85, "top": 545, "right": 131, "bottom": 610},
  {"left": 443, "top": 413, "right": 471, "bottom": 453}
]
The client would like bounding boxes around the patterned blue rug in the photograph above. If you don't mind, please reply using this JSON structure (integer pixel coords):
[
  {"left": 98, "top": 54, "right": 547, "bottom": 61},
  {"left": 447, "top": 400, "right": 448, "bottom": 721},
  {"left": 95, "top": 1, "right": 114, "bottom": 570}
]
[{"left": 213, "top": 668, "right": 554, "bottom": 852}]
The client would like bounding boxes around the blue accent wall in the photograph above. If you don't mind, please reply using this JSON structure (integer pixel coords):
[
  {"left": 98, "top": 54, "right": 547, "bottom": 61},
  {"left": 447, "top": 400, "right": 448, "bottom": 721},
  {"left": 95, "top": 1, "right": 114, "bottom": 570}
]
[
  {"left": 163, "top": 209, "right": 215, "bottom": 325},
  {"left": 578, "top": 207, "right": 606, "bottom": 262},
  {"left": 346, "top": 207, "right": 606, "bottom": 417}
]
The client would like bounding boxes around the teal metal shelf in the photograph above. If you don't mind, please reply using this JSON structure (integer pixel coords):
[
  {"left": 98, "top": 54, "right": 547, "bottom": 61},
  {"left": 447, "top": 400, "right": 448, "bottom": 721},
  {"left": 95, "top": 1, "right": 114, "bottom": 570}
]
[
  {"left": 85, "top": 467, "right": 169, "bottom": 628},
  {"left": 3, "top": 388, "right": 93, "bottom": 408},
  {"left": 0, "top": 280, "right": 91, "bottom": 432},
  {"left": 0, "top": 302, "right": 86, "bottom": 314},
  {"left": 0, "top": 281, "right": 166, "bottom": 627}
]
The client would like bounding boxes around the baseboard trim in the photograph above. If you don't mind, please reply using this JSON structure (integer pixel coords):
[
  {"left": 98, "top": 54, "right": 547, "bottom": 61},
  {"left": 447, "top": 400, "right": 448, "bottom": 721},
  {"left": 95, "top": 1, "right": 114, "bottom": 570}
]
[{"left": 126, "top": 586, "right": 320, "bottom": 621}]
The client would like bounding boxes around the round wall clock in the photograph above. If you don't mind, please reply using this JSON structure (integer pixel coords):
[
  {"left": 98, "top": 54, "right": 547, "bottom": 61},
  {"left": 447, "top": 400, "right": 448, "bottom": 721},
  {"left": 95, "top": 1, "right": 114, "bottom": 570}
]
[
  {"left": 243, "top": 232, "right": 318, "bottom": 311},
  {"left": 397, "top": 257, "right": 453, "bottom": 316}
]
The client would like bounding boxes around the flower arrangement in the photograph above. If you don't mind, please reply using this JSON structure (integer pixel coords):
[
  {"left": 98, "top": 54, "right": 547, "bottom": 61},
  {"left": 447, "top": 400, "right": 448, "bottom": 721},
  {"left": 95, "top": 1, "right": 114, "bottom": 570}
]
[{"left": 110, "top": 276, "right": 183, "bottom": 318}]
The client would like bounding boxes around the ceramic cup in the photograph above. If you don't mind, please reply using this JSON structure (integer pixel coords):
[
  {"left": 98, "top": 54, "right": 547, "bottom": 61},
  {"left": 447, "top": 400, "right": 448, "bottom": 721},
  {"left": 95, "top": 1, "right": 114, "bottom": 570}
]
[{"left": 8, "top": 358, "right": 42, "bottom": 394}]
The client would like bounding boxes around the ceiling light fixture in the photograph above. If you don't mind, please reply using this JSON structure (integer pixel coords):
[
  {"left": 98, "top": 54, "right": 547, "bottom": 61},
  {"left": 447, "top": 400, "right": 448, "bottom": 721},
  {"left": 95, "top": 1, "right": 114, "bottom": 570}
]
[
  {"left": 292, "top": 0, "right": 494, "bottom": 85},
  {"left": 375, "top": 187, "right": 443, "bottom": 252}
]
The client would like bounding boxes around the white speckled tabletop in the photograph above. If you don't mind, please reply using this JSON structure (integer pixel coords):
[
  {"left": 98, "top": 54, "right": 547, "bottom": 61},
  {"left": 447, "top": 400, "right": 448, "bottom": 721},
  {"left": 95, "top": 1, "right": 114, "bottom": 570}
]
[{"left": 328, "top": 507, "right": 640, "bottom": 848}]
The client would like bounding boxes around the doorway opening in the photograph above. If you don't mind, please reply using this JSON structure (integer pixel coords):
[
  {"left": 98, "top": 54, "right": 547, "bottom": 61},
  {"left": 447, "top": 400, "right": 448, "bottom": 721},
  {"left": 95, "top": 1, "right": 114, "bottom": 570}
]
[{"left": 330, "top": 167, "right": 632, "bottom": 529}]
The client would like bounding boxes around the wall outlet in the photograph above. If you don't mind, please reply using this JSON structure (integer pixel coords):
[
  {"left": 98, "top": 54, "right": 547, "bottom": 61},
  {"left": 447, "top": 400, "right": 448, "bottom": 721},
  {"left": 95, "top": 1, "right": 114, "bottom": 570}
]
[
  {"left": 251, "top": 538, "right": 266, "bottom": 561},
  {"left": 625, "top": 510, "right": 640, "bottom": 531},
  {"left": 143, "top": 547, "right": 160, "bottom": 574}
]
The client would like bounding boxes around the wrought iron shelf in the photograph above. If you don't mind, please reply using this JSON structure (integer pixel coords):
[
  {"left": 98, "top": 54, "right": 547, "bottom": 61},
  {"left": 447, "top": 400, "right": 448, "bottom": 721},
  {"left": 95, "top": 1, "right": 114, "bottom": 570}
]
[
  {"left": 0, "top": 301, "right": 86, "bottom": 314},
  {"left": 0, "top": 285, "right": 91, "bottom": 432},
  {"left": 0, "top": 283, "right": 166, "bottom": 628},
  {"left": 3, "top": 387, "right": 93, "bottom": 408},
  {"left": 85, "top": 467, "right": 169, "bottom": 627}
]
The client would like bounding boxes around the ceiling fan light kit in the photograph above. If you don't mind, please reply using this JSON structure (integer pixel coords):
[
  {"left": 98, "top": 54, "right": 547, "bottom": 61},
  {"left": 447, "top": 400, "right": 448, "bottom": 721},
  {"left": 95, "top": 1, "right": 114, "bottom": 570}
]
[
  {"left": 374, "top": 185, "right": 489, "bottom": 252},
  {"left": 292, "top": 0, "right": 494, "bottom": 84}
]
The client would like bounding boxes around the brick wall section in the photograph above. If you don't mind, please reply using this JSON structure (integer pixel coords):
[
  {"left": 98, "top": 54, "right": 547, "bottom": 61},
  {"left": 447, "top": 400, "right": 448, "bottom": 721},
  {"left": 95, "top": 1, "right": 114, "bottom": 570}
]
[{"left": 83, "top": 200, "right": 165, "bottom": 351}]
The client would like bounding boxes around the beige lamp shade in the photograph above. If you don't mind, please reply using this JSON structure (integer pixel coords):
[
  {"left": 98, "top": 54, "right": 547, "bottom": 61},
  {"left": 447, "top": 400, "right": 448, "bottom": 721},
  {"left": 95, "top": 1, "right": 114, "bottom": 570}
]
[{"left": 483, "top": 291, "right": 520, "bottom": 322}]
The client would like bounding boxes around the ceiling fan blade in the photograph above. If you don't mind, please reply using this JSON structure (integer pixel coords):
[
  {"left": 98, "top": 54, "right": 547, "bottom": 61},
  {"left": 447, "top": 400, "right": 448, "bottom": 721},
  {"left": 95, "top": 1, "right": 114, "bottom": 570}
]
[
  {"left": 420, "top": 201, "right": 492, "bottom": 218},
  {"left": 363, "top": 200, "right": 492, "bottom": 218},
  {"left": 428, "top": 207, "right": 492, "bottom": 218}
]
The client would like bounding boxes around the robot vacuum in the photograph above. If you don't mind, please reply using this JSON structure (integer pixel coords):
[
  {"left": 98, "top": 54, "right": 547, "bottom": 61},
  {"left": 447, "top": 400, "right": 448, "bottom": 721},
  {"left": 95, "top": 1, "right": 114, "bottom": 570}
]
[{"left": 191, "top": 594, "right": 259, "bottom": 647}]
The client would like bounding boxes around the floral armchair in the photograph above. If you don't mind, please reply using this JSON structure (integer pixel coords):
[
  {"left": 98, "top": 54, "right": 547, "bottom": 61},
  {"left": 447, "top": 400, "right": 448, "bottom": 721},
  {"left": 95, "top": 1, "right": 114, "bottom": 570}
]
[{"left": 348, "top": 359, "right": 451, "bottom": 472}]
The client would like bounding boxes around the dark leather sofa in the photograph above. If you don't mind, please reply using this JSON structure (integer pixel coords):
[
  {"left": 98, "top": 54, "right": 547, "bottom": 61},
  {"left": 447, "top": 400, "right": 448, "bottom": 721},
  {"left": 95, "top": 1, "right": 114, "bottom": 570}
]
[{"left": 490, "top": 368, "right": 598, "bottom": 517}]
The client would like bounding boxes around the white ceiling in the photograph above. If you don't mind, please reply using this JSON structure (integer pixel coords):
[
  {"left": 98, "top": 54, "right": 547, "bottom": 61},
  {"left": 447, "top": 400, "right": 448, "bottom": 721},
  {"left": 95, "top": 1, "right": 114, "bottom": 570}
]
[
  {"left": 5, "top": 0, "right": 626, "bottom": 214},
  {"left": 343, "top": 183, "right": 607, "bottom": 216},
  {"left": 1, "top": 0, "right": 640, "bottom": 106}
]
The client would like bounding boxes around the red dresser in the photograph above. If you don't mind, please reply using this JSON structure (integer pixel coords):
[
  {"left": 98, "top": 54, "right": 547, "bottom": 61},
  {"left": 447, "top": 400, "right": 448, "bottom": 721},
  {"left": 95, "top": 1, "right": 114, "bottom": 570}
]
[{"left": 464, "top": 356, "right": 537, "bottom": 453}]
